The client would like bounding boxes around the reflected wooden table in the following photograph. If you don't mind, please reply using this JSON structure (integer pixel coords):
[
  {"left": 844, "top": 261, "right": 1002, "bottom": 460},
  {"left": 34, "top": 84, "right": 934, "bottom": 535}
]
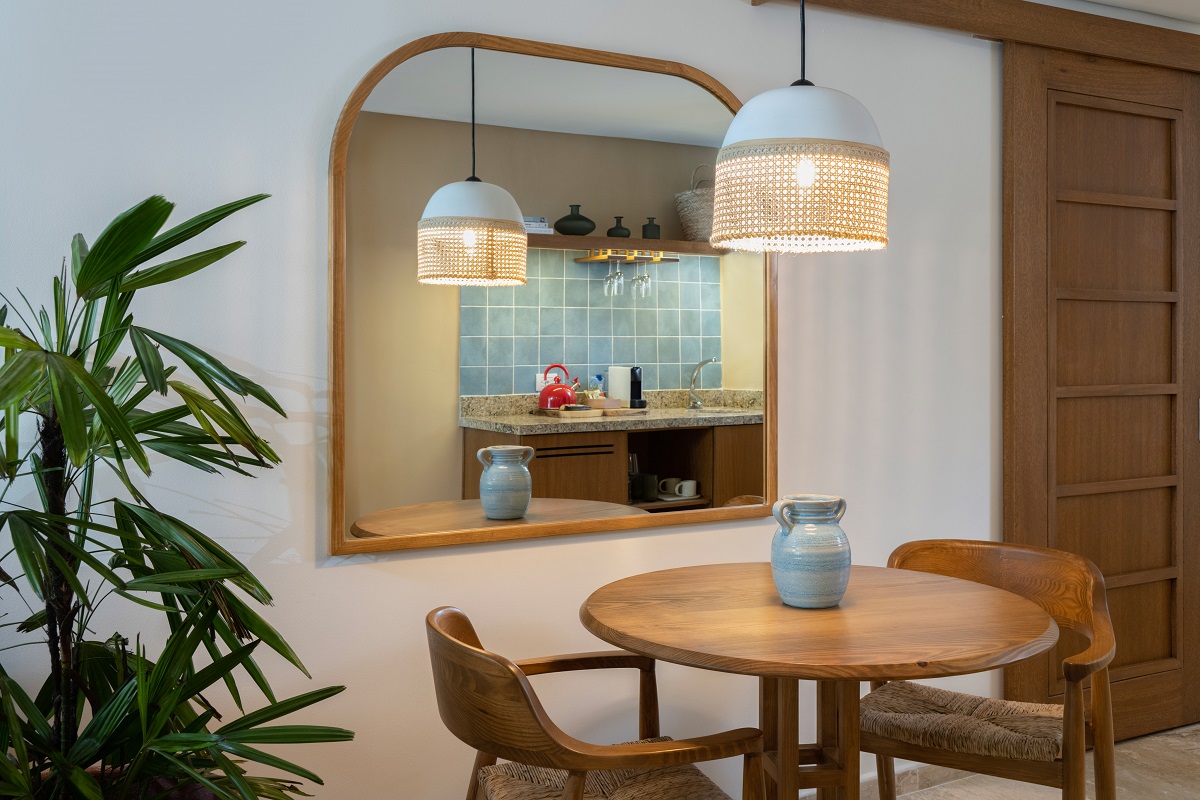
[
  {"left": 580, "top": 563, "right": 1058, "bottom": 800},
  {"left": 351, "top": 498, "right": 647, "bottom": 548}
]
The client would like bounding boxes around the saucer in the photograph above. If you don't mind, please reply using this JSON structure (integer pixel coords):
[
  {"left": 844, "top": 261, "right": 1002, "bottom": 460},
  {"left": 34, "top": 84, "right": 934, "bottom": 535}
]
[{"left": 659, "top": 492, "right": 700, "bottom": 502}]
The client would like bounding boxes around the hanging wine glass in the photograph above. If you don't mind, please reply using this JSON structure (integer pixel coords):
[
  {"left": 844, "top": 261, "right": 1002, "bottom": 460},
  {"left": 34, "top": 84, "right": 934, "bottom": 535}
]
[
  {"left": 612, "top": 261, "right": 625, "bottom": 296},
  {"left": 604, "top": 260, "right": 617, "bottom": 297}
]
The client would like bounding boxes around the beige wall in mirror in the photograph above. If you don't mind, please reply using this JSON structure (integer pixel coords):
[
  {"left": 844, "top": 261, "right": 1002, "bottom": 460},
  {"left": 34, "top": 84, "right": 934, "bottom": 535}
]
[{"left": 330, "top": 35, "right": 778, "bottom": 553}]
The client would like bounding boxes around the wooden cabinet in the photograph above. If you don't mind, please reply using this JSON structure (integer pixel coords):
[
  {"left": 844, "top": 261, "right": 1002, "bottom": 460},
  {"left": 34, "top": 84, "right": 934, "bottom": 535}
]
[{"left": 463, "top": 424, "right": 763, "bottom": 511}]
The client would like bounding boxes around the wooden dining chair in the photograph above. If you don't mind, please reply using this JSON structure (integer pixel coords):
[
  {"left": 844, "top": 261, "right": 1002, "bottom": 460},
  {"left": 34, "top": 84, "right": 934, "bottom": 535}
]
[
  {"left": 858, "top": 540, "right": 1116, "bottom": 800},
  {"left": 426, "top": 606, "right": 765, "bottom": 800}
]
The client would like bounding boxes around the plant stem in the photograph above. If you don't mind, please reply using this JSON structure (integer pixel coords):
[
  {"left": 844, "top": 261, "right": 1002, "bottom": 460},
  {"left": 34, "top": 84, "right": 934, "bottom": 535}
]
[{"left": 38, "top": 408, "right": 78, "bottom": 755}]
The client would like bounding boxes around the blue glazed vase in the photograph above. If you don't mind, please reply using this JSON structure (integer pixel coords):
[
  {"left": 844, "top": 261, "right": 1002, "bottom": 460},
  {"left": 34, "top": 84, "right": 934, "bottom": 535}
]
[
  {"left": 477, "top": 445, "right": 534, "bottom": 520},
  {"left": 770, "top": 494, "right": 851, "bottom": 608}
]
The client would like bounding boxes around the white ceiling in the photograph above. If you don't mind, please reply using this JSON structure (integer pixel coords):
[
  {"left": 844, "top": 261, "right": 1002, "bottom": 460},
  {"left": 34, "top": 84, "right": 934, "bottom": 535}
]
[
  {"left": 1085, "top": 0, "right": 1200, "bottom": 23},
  {"left": 362, "top": 48, "right": 733, "bottom": 149}
]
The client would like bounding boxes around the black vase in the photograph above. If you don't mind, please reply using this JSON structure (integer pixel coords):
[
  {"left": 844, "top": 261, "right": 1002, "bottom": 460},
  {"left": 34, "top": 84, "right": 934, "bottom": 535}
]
[
  {"left": 607, "top": 216, "right": 631, "bottom": 237},
  {"left": 554, "top": 204, "right": 596, "bottom": 236},
  {"left": 642, "top": 217, "right": 661, "bottom": 239}
]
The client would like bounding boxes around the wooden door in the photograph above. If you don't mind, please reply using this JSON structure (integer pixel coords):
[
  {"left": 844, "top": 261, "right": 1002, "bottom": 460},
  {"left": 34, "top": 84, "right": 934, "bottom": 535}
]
[{"left": 1003, "top": 43, "right": 1200, "bottom": 739}]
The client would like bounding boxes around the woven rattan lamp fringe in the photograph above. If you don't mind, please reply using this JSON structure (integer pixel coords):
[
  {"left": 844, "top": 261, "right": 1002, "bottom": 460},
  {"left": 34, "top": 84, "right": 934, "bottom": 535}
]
[
  {"left": 417, "top": 216, "right": 527, "bottom": 286},
  {"left": 711, "top": 138, "right": 889, "bottom": 253}
]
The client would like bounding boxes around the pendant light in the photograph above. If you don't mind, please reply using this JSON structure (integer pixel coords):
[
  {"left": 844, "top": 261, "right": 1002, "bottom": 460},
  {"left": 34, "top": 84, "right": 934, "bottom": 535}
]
[
  {"left": 417, "top": 48, "right": 527, "bottom": 285},
  {"left": 711, "top": 0, "right": 889, "bottom": 253}
]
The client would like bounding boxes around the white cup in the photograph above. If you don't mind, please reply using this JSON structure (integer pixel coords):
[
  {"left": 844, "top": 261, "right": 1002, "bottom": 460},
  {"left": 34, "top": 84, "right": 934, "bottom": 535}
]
[
  {"left": 659, "top": 477, "right": 682, "bottom": 494},
  {"left": 675, "top": 479, "right": 698, "bottom": 498}
]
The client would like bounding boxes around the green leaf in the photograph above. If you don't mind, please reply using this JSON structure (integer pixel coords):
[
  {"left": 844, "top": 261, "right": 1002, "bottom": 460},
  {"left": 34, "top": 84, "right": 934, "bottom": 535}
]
[
  {"left": 218, "top": 686, "right": 345, "bottom": 734},
  {"left": 53, "top": 275, "right": 67, "bottom": 353},
  {"left": 75, "top": 196, "right": 175, "bottom": 297},
  {"left": 207, "top": 748, "right": 258, "bottom": 800},
  {"left": 0, "top": 349, "right": 45, "bottom": 408},
  {"left": 16, "top": 610, "right": 47, "bottom": 633},
  {"left": 141, "top": 329, "right": 248, "bottom": 394},
  {"left": 0, "top": 326, "right": 42, "bottom": 351},
  {"left": 137, "top": 194, "right": 268, "bottom": 266},
  {"left": 221, "top": 725, "right": 354, "bottom": 745},
  {"left": 50, "top": 353, "right": 151, "bottom": 475},
  {"left": 217, "top": 741, "right": 325, "bottom": 784},
  {"left": 58, "top": 762, "right": 103, "bottom": 800},
  {"left": 7, "top": 516, "right": 47, "bottom": 600},
  {"left": 39, "top": 541, "right": 94, "bottom": 610},
  {"left": 70, "top": 233, "right": 89, "bottom": 285},
  {"left": 4, "top": 400, "right": 18, "bottom": 480},
  {"left": 19, "top": 513, "right": 127, "bottom": 591},
  {"left": 120, "top": 241, "right": 246, "bottom": 293},
  {"left": 0, "top": 666, "right": 52, "bottom": 743},
  {"left": 224, "top": 594, "right": 307, "bottom": 677},
  {"left": 46, "top": 354, "right": 89, "bottom": 466},
  {"left": 129, "top": 327, "right": 167, "bottom": 395},
  {"left": 70, "top": 678, "right": 137, "bottom": 763}
]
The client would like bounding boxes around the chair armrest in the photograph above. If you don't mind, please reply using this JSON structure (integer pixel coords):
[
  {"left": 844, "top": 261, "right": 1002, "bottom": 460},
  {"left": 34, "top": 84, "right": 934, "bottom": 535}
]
[
  {"left": 515, "top": 650, "right": 654, "bottom": 676},
  {"left": 1063, "top": 584, "right": 1116, "bottom": 683},
  {"left": 1063, "top": 619, "right": 1116, "bottom": 682},
  {"left": 571, "top": 727, "right": 764, "bottom": 770}
]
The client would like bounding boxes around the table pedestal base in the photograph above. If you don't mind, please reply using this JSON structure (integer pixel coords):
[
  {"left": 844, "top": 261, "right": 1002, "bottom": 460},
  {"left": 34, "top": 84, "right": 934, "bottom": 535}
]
[{"left": 760, "top": 678, "right": 860, "bottom": 800}]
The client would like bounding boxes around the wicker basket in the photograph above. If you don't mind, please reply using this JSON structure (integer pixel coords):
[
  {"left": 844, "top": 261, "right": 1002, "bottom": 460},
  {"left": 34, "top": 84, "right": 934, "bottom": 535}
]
[{"left": 675, "top": 165, "right": 715, "bottom": 242}]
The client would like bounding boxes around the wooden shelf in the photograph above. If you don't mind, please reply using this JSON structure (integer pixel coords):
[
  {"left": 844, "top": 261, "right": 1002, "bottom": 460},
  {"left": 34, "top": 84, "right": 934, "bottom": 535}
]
[
  {"left": 527, "top": 233, "right": 725, "bottom": 256},
  {"left": 631, "top": 495, "right": 711, "bottom": 512}
]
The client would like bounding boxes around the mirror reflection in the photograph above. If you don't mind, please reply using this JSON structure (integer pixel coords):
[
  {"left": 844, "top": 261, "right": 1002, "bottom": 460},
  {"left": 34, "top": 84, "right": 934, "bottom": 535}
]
[{"left": 343, "top": 46, "right": 767, "bottom": 536}]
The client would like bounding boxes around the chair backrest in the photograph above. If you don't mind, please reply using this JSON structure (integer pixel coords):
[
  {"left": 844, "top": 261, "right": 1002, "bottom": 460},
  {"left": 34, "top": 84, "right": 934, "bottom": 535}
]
[
  {"left": 426, "top": 606, "right": 583, "bottom": 769},
  {"left": 888, "top": 539, "right": 1108, "bottom": 642}
]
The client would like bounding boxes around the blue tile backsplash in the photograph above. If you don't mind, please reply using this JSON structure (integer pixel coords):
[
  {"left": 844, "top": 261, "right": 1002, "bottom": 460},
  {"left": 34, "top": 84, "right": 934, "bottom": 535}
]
[{"left": 460, "top": 249, "right": 722, "bottom": 395}]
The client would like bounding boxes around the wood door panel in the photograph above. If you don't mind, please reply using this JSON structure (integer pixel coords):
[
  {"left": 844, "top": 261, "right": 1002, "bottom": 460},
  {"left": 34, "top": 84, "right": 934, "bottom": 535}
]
[
  {"left": 1056, "top": 301, "right": 1173, "bottom": 386},
  {"left": 1053, "top": 204, "right": 1174, "bottom": 292},
  {"left": 1004, "top": 43, "right": 1199, "bottom": 738},
  {"left": 1048, "top": 580, "right": 1175, "bottom": 686},
  {"left": 1056, "top": 489, "right": 1174, "bottom": 575},
  {"left": 1054, "top": 102, "right": 1174, "bottom": 199},
  {"left": 1055, "top": 396, "right": 1172, "bottom": 486},
  {"left": 1107, "top": 581, "right": 1175, "bottom": 670}
]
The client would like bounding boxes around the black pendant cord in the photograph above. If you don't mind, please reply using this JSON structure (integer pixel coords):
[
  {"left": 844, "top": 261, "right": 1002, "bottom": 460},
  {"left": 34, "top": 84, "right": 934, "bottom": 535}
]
[
  {"left": 467, "top": 47, "right": 480, "bottom": 182},
  {"left": 792, "top": 0, "right": 815, "bottom": 87}
]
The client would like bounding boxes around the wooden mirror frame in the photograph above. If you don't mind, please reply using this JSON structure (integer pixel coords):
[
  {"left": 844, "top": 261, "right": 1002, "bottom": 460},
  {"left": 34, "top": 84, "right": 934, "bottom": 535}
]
[{"left": 328, "top": 32, "right": 778, "bottom": 554}]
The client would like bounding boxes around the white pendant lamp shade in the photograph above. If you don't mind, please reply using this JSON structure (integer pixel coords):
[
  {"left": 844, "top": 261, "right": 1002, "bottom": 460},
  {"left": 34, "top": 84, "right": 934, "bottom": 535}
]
[
  {"left": 417, "top": 180, "right": 528, "bottom": 286},
  {"left": 711, "top": 85, "right": 890, "bottom": 254}
]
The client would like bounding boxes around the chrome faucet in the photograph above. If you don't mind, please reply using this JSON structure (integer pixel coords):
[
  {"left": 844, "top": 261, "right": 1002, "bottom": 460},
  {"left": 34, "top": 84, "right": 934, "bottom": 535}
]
[{"left": 688, "top": 357, "right": 718, "bottom": 409}]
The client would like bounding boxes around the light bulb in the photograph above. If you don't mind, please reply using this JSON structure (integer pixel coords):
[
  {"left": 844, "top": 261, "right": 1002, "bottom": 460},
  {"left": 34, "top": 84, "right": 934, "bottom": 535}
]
[
  {"left": 795, "top": 158, "right": 817, "bottom": 189},
  {"left": 462, "top": 229, "right": 477, "bottom": 249}
]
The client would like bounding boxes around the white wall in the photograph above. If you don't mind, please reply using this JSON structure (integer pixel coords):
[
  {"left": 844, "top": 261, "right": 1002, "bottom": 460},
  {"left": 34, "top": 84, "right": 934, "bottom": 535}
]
[{"left": 0, "top": 1, "right": 1166, "bottom": 797}]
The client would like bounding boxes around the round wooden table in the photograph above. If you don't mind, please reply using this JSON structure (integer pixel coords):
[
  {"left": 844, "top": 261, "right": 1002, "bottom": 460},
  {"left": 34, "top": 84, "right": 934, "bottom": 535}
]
[{"left": 581, "top": 563, "right": 1058, "bottom": 800}]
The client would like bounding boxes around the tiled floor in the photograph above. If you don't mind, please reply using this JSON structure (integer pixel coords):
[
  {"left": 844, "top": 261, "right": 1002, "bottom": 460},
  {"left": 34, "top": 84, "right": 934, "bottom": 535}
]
[{"left": 894, "top": 723, "right": 1200, "bottom": 799}]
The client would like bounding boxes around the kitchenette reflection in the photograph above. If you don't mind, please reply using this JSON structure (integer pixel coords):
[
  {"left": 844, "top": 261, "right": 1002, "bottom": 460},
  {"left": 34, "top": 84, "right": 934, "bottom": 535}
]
[{"left": 342, "top": 44, "right": 767, "bottom": 533}]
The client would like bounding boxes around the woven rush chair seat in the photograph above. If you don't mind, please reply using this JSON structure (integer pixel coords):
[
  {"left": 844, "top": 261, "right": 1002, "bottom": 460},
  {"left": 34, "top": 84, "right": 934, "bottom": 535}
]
[
  {"left": 479, "top": 738, "right": 732, "bottom": 800},
  {"left": 861, "top": 680, "right": 1069, "bottom": 762}
]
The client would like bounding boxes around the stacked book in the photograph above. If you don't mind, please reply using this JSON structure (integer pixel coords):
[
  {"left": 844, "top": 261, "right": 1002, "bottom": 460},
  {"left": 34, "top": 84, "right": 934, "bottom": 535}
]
[{"left": 523, "top": 216, "right": 555, "bottom": 235}]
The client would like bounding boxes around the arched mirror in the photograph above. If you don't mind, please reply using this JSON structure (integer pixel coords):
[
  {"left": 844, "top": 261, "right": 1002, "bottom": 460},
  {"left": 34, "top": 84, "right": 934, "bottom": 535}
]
[{"left": 329, "top": 33, "right": 777, "bottom": 554}]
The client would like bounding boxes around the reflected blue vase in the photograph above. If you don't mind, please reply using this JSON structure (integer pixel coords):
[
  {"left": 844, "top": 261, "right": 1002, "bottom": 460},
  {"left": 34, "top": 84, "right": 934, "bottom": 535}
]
[
  {"left": 771, "top": 494, "right": 851, "bottom": 608},
  {"left": 478, "top": 446, "right": 534, "bottom": 520}
]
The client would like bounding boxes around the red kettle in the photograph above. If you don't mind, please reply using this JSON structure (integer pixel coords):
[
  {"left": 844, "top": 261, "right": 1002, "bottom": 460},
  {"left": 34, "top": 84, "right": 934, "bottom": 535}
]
[{"left": 538, "top": 364, "right": 577, "bottom": 409}]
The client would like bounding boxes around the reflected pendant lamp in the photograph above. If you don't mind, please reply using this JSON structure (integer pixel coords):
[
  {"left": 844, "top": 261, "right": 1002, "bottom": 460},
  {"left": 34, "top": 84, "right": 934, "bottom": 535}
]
[
  {"left": 711, "top": 0, "right": 889, "bottom": 253},
  {"left": 417, "top": 48, "right": 527, "bottom": 285}
]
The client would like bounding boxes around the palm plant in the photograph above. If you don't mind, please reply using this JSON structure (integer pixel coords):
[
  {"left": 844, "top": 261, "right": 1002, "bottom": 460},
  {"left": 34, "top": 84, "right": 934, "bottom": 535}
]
[{"left": 0, "top": 195, "right": 352, "bottom": 799}]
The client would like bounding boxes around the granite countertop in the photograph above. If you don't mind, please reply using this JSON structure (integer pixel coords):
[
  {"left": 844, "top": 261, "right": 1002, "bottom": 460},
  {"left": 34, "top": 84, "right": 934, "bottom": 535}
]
[
  {"left": 460, "top": 406, "right": 763, "bottom": 435},
  {"left": 459, "top": 389, "right": 765, "bottom": 435}
]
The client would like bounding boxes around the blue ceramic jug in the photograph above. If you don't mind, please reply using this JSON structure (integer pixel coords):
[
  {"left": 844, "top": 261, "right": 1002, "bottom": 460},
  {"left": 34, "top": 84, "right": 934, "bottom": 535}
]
[
  {"left": 477, "top": 445, "right": 534, "bottom": 520},
  {"left": 770, "top": 494, "right": 851, "bottom": 608}
]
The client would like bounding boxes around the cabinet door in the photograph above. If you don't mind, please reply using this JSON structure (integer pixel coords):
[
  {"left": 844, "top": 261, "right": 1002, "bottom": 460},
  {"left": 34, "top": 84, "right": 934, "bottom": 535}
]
[
  {"left": 523, "top": 431, "right": 629, "bottom": 505},
  {"left": 713, "top": 424, "right": 765, "bottom": 507}
]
